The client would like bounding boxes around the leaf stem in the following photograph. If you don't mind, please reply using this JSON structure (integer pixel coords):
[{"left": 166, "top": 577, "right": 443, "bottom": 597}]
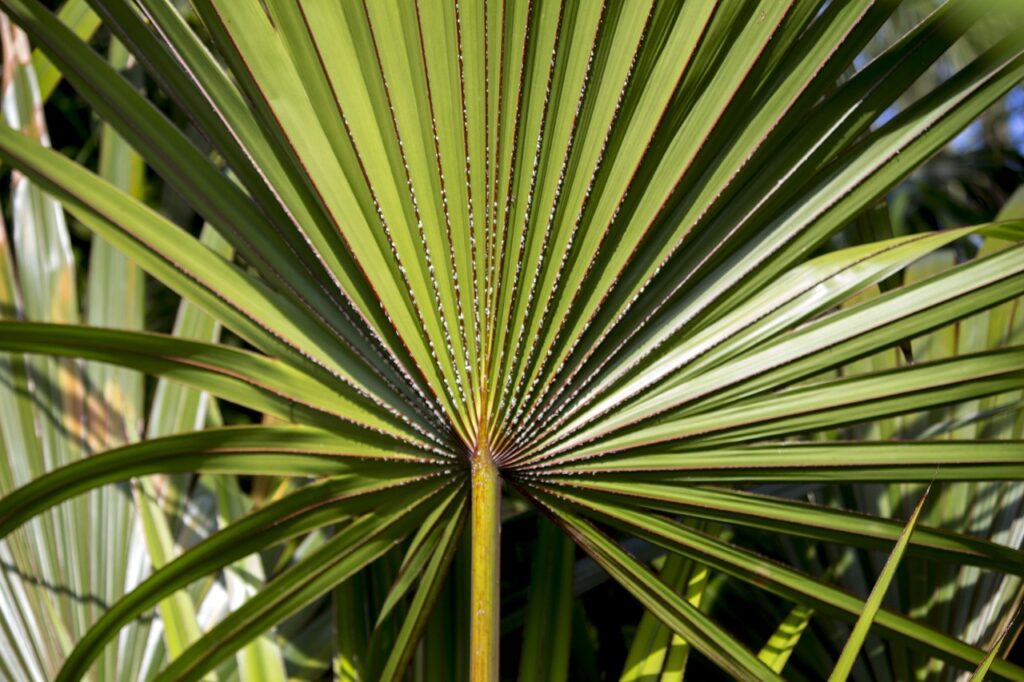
[{"left": 470, "top": 451, "right": 500, "bottom": 680}]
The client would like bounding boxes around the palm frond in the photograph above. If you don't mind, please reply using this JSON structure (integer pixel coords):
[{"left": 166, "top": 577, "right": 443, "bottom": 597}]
[{"left": 0, "top": 1, "right": 1022, "bottom": 679}]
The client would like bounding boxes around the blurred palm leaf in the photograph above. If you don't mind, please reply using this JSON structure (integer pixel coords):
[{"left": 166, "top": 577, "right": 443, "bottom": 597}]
[{"left": 0, "top": 16, "right": 262, "bottom": 681}]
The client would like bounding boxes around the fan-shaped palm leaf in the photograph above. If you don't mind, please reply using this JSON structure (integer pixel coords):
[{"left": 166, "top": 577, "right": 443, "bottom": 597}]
[{"left": 1, "top": 1, "right": 1024, "bottom": 680}]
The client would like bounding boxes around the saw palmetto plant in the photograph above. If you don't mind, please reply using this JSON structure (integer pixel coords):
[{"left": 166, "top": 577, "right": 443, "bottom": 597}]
[{"left": 1, "top": 0, "right": 1024, "bottom": 680}]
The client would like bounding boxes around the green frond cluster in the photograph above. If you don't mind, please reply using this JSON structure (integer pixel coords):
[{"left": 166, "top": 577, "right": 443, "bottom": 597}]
[{"left": 0, "top": 1, "right": 1022, "bottom": 680}]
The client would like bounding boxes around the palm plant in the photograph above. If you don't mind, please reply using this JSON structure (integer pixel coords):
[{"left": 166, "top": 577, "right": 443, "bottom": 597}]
[{"left": 1, "top": 0, "right": 1023, "bottom": 680}]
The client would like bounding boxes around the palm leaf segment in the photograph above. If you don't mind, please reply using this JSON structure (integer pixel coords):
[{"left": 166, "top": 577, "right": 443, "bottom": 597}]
[{"left": 1, "top": 0, "right": 1024, "bottom": 679}]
